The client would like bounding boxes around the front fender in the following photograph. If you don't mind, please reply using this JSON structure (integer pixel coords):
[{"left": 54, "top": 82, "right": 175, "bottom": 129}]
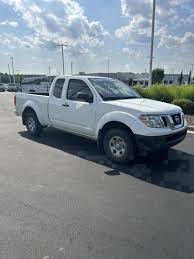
[
  {"left": 95, "top": 111, "right": 138, "bottom": 137},
  {"left": 22, "top": 101, "right": 43, "bottom": 125}
]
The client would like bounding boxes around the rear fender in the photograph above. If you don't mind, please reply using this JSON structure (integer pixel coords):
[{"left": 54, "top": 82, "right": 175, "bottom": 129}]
[{"left": 22, "top": 101, "right": 43, "bottom": 125}]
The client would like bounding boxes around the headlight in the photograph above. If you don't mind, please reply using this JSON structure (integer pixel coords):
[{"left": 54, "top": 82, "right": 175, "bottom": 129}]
[{"left": 139, "top": 115, "right": 164, "bottom": 128}]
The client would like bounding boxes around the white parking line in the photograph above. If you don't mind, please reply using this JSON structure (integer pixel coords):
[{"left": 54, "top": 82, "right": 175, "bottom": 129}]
[{"left": 188, "top": 131, "right": 194, "bottom": 135}]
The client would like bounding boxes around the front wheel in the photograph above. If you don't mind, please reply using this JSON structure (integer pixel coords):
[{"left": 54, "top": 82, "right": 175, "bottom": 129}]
[
  {"left": 25, "top": 112, "right": 42, "bottom": 136},
  {"left": 103, "top": 128, "right": 135, "bottom": 163}
]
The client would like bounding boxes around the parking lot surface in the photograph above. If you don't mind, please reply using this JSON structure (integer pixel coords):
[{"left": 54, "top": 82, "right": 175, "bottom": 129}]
[{"left": 1, "top": 92, "right": 194, "bottom": 259}]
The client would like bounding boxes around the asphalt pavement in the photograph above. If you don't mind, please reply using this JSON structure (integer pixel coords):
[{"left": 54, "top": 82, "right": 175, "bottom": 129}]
[{"left": 0, "top": 92, "right": 194, "bottom": 259}]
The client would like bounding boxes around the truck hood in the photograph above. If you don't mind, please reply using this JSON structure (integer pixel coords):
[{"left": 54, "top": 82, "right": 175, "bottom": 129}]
[{"left": 107, "top": 98, "right": 182, "bottom": 114}]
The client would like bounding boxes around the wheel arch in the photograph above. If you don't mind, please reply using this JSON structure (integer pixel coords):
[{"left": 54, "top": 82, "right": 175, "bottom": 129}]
[
  {"left": 97, "top": 121, "right": 135, "bottom": 152},
  {"left": 22, "top": 106, "right": 38, "bottom": 125}
]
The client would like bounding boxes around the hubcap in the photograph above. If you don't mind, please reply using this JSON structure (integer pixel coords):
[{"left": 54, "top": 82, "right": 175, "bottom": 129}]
[
  {"left": 27, "top": 117, "right": 35, "bottom": 132},
  {"left": 109, "top": 136, "right": 126, "bottom": 158}
]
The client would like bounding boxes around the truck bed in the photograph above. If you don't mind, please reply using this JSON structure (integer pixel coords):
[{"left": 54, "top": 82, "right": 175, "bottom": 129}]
[{"left": 15, "top": 93, "right": 50, "bottom": 126}]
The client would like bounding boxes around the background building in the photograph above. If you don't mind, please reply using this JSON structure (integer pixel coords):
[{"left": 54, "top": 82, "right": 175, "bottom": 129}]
[{"left": 85, "top": 72, "right": 190, "bottom": 87}]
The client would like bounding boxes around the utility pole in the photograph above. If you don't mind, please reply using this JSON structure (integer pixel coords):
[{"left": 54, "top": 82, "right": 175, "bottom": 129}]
[
  {"left": 107, "top": 57, "right": 110, "bottom": 77},
  {"left": 11, "top": 56, "right": 16, "bottom": 84},
  {"left": 56, "top": 44, "right": 68, "bottom": 75},
  {"left": 71, "top": 61, "right": 73, "bottom": 75},
  {"left": 8, "top": 64, "right": 11, "bottom": 83},
  {"left": 149, "top": 0, "right": 156, "bottom": 87},
  {"left": 49, "top": 66, "right": 51, "bottom": 84}
]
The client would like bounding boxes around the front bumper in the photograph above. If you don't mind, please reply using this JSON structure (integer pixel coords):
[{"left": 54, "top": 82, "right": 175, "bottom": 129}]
[{"left": 135, "top": 128, "right": 187, "bottom": 154}]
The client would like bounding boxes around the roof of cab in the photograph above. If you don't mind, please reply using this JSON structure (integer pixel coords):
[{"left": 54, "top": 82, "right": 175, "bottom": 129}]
[{"left": 55, "top": 75, "right": 111, "bottom": 80}]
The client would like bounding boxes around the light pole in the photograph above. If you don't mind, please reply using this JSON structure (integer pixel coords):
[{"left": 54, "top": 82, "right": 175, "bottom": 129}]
[
  {"left": 56, "top": 44, "right": 68, "bottom": 75},
  {"left": 49, "top": 66, "right": 51, "bottom": 84},
  {"left": 8, "top": 64, "right": 11, "bottom": 83},
  {"left": 11, "top": 56, "right": 16, "bottom": 84},
  {"left": 71, "top": 61, "right": 73, "bottom": 75},
  {"left": 107, "top": 57, "right": 110, "bottom": 77},
  {"left": 149, "top": 0, "right": 156, "bottom": 87}
]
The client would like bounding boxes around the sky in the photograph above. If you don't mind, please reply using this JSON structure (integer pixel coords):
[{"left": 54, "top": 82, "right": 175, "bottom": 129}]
[{"left": 0, "top": 0, "right": 194, "bottom": 75}]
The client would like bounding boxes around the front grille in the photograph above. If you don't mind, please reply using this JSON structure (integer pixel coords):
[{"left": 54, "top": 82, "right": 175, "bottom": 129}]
[
  {"left": 171, "top": 113, "right": 181, "bottom": 126},
  {"left": 161, "top": 116, "right": 168, "bottom": 127},
  {"left": 159, "top": 113, "right": 183, "bottom": 129}
]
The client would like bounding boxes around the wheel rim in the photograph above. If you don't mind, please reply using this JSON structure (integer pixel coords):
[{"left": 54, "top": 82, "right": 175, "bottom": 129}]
[
  {"left": 27, "top": 117, "right": 35, "bottom": 132},
  {"left": 109, "top": 136, "right": 126, "bottom": 158}
]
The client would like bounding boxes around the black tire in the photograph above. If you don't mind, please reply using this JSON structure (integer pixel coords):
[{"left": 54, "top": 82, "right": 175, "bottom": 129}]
[
  {"left": 103, "top": 128, "right": 135, "bottom": 163},
  {"left": 25, "top": 111, "right": 43, "bottom": 136}
]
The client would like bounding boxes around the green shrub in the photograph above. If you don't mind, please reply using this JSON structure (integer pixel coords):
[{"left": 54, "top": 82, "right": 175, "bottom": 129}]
[
  {"left": 133, "top": 86, "right": 151, "bottom": 99},
  {"left": 172, "top": 99, "right": 194, "bottom": 115},
  {"left": 177, "top": 86, "right": 194, "bottom": 102},
  {"left": 147, "top": 85, "right": 175, "bottom": 103},
  {"left": 133, "top": 85, "right": 194, "bottom": 104},
  {"left": 133, "top": 86, "right": 145, "bottom": 96}
]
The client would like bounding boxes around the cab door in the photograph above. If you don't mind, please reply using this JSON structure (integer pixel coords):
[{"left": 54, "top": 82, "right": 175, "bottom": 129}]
[
  {"left": 48, "top": 78, "right": 66, "bottom": 128},
  {"left": 59, "top": 79, "right": 96, "bottom": 137}
]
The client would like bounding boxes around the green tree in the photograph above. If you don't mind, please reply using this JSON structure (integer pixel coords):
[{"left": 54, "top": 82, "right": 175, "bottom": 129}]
[
  {"left": 188, "top": 71, "right": 191, "bottom": 85},
  {"left": 128, "top": 78, "right": 133, "bottom": 86},
  {"left": 0, "top": 73, "right": 10, "bottom": 83},
  {"left": 152, "top": 68, "right": 164, "bottom": 84},
  {"left": 0, "top": 72, "right": 23, "bottom": 84},
  {"left": 178, "top": 72, "right": 183, "bottom": 85}
]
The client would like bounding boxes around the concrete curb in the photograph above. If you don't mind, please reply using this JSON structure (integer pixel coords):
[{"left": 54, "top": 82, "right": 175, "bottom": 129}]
[{"left": 188, "top": 125, "right": 194, "bottom": 131}]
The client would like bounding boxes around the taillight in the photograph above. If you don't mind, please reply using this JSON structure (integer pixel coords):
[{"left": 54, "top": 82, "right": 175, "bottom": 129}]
[{"left": 14, "top": 95, "right": 16, "bottom": 106}]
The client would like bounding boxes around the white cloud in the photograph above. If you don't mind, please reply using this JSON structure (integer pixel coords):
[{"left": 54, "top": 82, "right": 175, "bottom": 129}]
[
  {"left": 0, "top": 20, "right": 18, "bottom": 27},
  {"left": 0, "top": 0, "right": 108, "bottom": 56},
  {"left": 120, "top": 0, "right": 191, "bottom": 20},
  {"left": 120, "top": 0, "right": 151, "bottom": 18},
  {"left": 116, "top": 15, "right": 151, "bottom": 43},
  {"left": 0, "top": 34, "right": 35, "bottom": 48},
  {"left": 159, "top": 32, "right": 194, "bottom": 48},
  {"left": 3, "top": 51, "right": 13, "bottom": 56},
  {"left": 117, "top": 0, "right": 193, "bottom": 47},
  {"left": 122, "top": 47, "right": 143, "bottom": 58}
]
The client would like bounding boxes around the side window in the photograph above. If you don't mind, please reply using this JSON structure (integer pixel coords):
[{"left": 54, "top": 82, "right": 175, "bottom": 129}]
[
  {"left": 67, "top": 79, "right": 93, "bottom": 101},
  {"left": 53, "top": 79, "right": 65, "bottom": 99}
]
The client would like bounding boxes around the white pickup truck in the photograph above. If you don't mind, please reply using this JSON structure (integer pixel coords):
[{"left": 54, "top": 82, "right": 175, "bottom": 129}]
[{"left": 15, "top": 76, "right": 187, "bottom": 163}]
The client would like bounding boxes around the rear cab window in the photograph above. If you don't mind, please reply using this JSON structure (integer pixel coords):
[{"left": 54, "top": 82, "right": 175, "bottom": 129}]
[{"left": 53, "top": 78, "right": 65, "bottom": 99}]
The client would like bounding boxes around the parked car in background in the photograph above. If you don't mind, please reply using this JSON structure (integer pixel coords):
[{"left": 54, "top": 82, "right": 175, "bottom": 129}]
[
  {"left": 7, "top": 83, "right": 17, "bottom": 92},
  {"left": 15, "top": 76, "right": 188, "bottom": 163},
  {"left": 0, "top": 83, "right": 5, "bottom": 92},
  {"left": 7, "top": 83, "right": 21, "bottom": 92}
]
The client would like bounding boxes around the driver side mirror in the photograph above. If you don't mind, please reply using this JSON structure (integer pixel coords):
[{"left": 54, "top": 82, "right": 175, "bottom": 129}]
[{"left": 76, "top": 92, "right": 93, "bottom": 103}]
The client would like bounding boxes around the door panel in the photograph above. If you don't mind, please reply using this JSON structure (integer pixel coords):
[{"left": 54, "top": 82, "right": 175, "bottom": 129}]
[
  {"left": 49, "top": 78, "right": 66, "bottom": 128},
  {"left": 60, "top": 79, "right": 95, "bottom": 136}
]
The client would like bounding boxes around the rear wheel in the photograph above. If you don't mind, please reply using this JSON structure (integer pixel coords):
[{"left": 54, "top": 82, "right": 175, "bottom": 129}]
[
  {"left": 25, "top": 111, "right": 42, "bottom": 136},
  {"left": 103, "top": 128, "right": 135, "bottom": 163}
]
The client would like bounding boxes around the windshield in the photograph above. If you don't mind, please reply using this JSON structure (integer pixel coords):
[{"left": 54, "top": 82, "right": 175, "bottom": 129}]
[{"left": 89, "top": 78, "right": 141, "bottom": 101}]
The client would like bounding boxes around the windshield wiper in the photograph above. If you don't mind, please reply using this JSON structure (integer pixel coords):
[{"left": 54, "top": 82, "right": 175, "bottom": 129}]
[{"left": 119, "top": 96, "right": 141, "bottom": 100}]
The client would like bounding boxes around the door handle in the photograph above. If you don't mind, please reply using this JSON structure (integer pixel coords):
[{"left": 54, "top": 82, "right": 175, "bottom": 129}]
[{"left": 62, "top": 103, "right": 69, "bottom": 107}]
